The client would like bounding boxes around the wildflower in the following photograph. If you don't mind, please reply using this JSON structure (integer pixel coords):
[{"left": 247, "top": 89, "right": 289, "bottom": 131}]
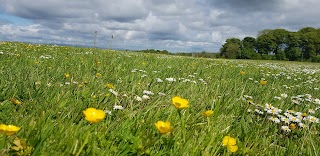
[
  {"left": 280, "top": 117, "right": 290, "bottom": 124},
  {"left": 289, "top": 116, "right": 301, "bottom": 123},
  {"left": 260, "top": 80, "right": 267, "bottom": 85},
  {"left": 105, "top": 110, "right": 112, "bottom": 116},
  {"left": 269, "top": 116, "right": 280, "bottom": 123},
  {"left": 156, "top": 78, "right": 163, "bottom": 83},
  {"left": 143, "top": 90, "right": 154, "bottom": 95},
  {"left": 222, "top": 136, "right": 238, "bottom": 153},
  {"left": 240, "top": 71, "right": 245, "bottom": 75},
  {"left": 281, "top": 126, "right": 291, "bottom": 132},
  {"left": 106, "top": 83, "right": 114, "bottom": 89},
  {"left": 280, "top": 93, "right": 288, "bottom": 98},
  {"left": 35, "top": 81, "right": 41, "bottom": 85},
  {"left": 165, "top": 78, "right": 176, "bottom": 82},
  {"left": 83, "top": 108, "right": 106, "bottom": 123},
  {"left": 289, "top": 123, "right": 296, "bottom": 130},
  {"left": 0, "top": 124, "right": 21, "bottom": 136},
  {"left": 96, "top": 73, "right": 102, "bottom": 77},
  {"left": 64, "top": 73, "right": 70, "bottom": 78},
  {"left": 172, "top": 96, "right": 189, "bottom": 109},
  {"left": 155, "top": 121, "right": 173, "bottom": 134},
  {"left": 134, "top": 95, "right": 142, "bottom": 102},
  {"left": 306, "top": 116, "right": 319, "bottom": 123},
  {"left": 298, "top": 123, "right": 306, "bottom": 128},
  {"left": 202, "top": 110, "right": 214, "bottom": 117},
  {"left": 254, "top": 109, "right": 264, "bottom": 115},
  {"left": 108, "top": 89, "right": 119, "bottom": 96},
  {"left": 10, "top": 98, "right": 22, "bottom": 105},
  {"left": 113, "top": 105, "right": 124, "bottom": 110},
  {"left": 308, "top": 109, "right": 315, "bottom": 114},
  {"left": 142, "top": 95, "right": 150, "bottom": 100}
]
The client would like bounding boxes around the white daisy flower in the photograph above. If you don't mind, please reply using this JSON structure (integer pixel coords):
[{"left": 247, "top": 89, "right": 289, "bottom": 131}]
[
  {"left": 281, "top": 126, "right": 291, "bottom": 132},
  {"left": 143, "top": 90, "right": 154, "bottom": 95},
  {"left": 156, "top": 78, "right": 163, "bottom": 83},
  {"left": 134, "top": 95, "right": 142, "bottom": 102},
  {"left": 142, "top": 95, "right": 150, "bottom": 100},
  {"left": 280, "top": 93, "right": 288, "bottom": 98},
  {"left": 113, "top": 105, "right": 124, "bottom": 110},
  {"left": 268, "top": 116, "right": 280, "bottom": 123}
]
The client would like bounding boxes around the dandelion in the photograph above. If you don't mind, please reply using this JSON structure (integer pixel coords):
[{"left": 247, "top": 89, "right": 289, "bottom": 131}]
[
  {"left": 83, "top": 108, "right": 106, "bottom": 123},
  {"left": 222, "top": 136, "right": 238, "bottom": 153},
  {"left": 202, "top": 110, "right": 214, "bottom": 117},
  {"left": 10, "top": 98, "right": 22, "bottom": 105},
  {"left": 154, "top": 121, "right": 173, "bottom": 134},
  {"left": 172, "top": 96, "right": 189, "bottom": 109},
  {"left": 0, "top": 124, "right": 21, "bottom": 136},
  {"left": 260, "top": 80, "right": 267, "bottom": 85}
]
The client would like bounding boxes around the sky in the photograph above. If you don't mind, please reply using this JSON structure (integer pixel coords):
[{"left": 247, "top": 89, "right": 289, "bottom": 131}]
[{"left": 0, "top": 0, "right": 319, "bottom": 52}]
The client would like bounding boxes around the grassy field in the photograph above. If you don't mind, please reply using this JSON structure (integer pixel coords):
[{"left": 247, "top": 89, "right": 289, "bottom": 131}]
[{"left": 0, "top": 41, "right": 319, "bottom": 156}]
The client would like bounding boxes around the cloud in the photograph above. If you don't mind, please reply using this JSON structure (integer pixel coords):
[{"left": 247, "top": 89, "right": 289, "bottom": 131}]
[{"left": 0, "top": 0, "right": 320, "bottom": 52}]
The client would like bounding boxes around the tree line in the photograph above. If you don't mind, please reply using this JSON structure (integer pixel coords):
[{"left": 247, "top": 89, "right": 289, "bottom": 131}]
[{"left": 220, "top": 27, "right": 320, "bottom": 62}]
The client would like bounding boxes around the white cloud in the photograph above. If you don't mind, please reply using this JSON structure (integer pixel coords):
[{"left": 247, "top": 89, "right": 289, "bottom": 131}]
[{"left": 0, "top": 0, "right": 319, "bottom": 52}]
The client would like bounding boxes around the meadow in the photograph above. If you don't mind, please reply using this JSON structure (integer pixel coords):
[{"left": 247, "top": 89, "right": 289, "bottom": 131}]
[{"left": 0, "top": 41, "right": 319, "bottom": 156}]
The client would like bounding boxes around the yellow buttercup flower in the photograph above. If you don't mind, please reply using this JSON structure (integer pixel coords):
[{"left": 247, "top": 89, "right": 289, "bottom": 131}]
[
  {"left": 96, "top": 73, "right": 102, "bottom": 78},
  {"left": 64, "top": 73, "right": 70, "bottom": 78},
  {"left": 202, "top": 110, "right": 214, "bottom": 117},
  {"left": 222, "top": 135, "right": 238, "bottom": 153},
  {"left": 155, "top": 121, "right": 173, "bottom": 134},
  {"left": 240, "top": 71, "right": 245, "bottom": 75},
  {"left": 260, "top": 80, "right": 267, "bottom": 85},
  {"left": 0, "top": 124, "right": 21, "bottom": 136},
  {"left": 172, "top": 96, "right": 189, "bottom": 109},
  {"left": 83, "top": 108, "right": 106, "bottom": 123},
  {"left": 106, "top": 83, "right": 114, "bottom": 89},
  {"left": 10, "top": 98, "right": 22, "bottom": 105}
]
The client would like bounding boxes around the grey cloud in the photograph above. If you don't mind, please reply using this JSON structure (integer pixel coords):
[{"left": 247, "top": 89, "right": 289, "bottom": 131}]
[
  {"left": 0, "top": 0, "right": 320, "bottom": 52},
  {"left": 207, "top": 0, "right": 281, "bottom": 12}
]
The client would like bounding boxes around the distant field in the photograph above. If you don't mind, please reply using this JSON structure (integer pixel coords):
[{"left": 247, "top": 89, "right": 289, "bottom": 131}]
[{"left": 0, "top": 42, "right": 319, "bottom": 155}]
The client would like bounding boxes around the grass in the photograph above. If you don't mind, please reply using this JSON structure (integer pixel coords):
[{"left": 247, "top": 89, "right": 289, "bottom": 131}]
[{"left": 0, "top": 41, "right": 319, "bottom": 155}]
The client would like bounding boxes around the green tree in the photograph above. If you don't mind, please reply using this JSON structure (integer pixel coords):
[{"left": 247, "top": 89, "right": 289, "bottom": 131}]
[
  {"left": 285, "top": 32, "right": 301, "bottom": 61},
  {"left": 241, "top": 36, "right": 258, "bottom": 59},
  {"left": 220, "top": 38, "right": 241, "bottom": 59},
  {"left": 256, "top": 33, "right": 276, "bottom": 56},
  {"left": 271, "top": 29, "right": 289, "bottom": 60}
]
